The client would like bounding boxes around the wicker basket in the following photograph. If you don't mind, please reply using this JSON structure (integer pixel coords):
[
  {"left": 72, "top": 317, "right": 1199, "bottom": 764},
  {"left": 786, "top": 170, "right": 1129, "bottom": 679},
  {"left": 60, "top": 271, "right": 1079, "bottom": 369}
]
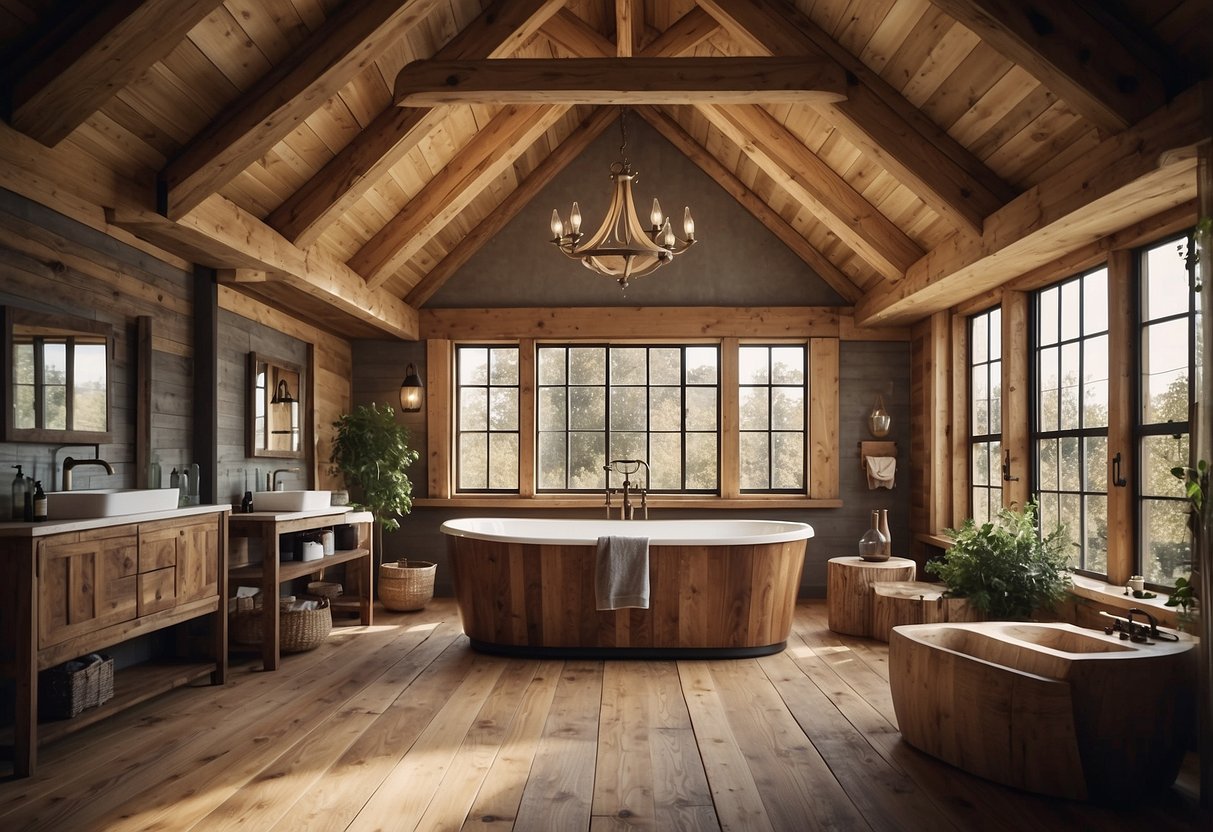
[
  {"left": 379, "top": 560, "right": 436, "bottom": 611},
  {"left": 307, "top": 580, "right": 343, "bottom": 599},
  {"left": 39, "top": 654, "right": 114, "bottom": 719},
  {"left": 230, "top": 596, "right": 333, "bottom": 652}
]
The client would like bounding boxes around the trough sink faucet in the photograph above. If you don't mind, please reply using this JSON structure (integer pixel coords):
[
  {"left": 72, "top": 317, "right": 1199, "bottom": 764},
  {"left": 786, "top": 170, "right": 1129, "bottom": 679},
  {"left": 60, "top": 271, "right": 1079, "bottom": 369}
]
[
  {"left": 62, "top": 456, "right": 115, "bottom": 491},
  {"left": 272, "top": 467, "right": 300, "bottom": 491},
  {"left": 604, "top": 459, "right": 649, "bottom": 520}
]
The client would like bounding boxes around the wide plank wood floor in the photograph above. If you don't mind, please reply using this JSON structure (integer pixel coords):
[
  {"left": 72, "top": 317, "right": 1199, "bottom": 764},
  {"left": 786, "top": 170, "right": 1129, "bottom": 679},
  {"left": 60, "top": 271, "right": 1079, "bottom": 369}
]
[{"left": 2, "top": 598, "right": 1206, "bottom": 831}]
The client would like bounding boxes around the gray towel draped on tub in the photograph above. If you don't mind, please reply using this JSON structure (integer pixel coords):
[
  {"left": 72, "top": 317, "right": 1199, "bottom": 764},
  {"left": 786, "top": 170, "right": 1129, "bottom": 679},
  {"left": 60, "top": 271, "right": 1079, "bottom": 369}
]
[{"left": 595, "top": 536, "right": 651, "bottom": 610}]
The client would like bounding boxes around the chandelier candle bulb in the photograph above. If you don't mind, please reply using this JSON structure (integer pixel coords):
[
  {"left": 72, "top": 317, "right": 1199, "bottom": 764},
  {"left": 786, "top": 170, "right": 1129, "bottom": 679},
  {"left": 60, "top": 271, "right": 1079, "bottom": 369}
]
[
  {"left": 550, "top": 210, "right": 563, "bottom": 240},
  {"left": 650, "top": 198, "right": 662, "bottom": 228},
  {"left": 570, "top": 202, "right": 581, "bottom": 234},
  {"left": 684, "top": 206, "right": 694, "bottom": 238}
]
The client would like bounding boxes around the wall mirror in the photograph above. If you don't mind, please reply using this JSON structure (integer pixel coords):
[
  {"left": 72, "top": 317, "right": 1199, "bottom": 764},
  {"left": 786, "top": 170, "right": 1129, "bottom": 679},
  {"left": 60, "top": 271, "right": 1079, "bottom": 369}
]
[
  {"left": 247, "top": 352, "right": 305, "bottom": 459},
  {"left": 1, "top": 305, "right": 113, "bottom": 444}
]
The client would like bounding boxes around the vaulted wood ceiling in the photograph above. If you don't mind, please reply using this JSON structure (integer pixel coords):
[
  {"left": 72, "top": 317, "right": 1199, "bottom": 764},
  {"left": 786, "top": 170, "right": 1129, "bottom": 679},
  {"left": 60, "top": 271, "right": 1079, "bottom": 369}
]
[{"left": 0, "top": 0, "right": 1208, "bottom": 339}]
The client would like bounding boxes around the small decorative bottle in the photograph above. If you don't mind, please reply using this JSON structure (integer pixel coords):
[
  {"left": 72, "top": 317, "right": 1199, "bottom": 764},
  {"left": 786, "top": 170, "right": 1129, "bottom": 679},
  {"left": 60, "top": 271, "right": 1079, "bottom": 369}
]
[
  {"left": 858, "top": 510, "right": 888, "bottom": 561},
  {"left": 878, "top": 509, "right": 891, "bottom": 557},
  {"left": 32, "top": 480, "right": 48, "bottom": 522},
  {"left": 241, "top": 491, "right": 254, "bottom": 513}
]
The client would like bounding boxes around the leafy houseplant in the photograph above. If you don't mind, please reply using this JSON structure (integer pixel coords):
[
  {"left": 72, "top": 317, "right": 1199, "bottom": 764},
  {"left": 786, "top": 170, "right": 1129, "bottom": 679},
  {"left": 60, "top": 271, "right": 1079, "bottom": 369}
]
[
  {"left": 927, "top": 501, "right": 1071, "bottom": 620},
  {"left": 331, "top": 403, "right": 420, "bottom": 533},
  {"left": 1168, "top": 460, "right": 1207, "bottom": 626}
]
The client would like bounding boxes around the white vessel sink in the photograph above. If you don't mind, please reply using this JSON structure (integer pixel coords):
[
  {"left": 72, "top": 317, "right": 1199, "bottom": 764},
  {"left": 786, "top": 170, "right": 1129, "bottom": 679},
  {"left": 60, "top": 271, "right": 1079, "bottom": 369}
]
[
  {"left": 254, "top": 490, "right": 332, "bottom": 512},
  {"left": 47, "top": 488, "right": 182, "bottom": 520}
]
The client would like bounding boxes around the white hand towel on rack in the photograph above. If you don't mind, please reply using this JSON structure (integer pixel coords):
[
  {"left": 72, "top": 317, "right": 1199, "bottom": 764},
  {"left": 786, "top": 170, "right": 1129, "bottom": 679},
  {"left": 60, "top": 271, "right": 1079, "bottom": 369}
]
[{"left": 865, "top": 456, "right": 897, "bottom": 490}]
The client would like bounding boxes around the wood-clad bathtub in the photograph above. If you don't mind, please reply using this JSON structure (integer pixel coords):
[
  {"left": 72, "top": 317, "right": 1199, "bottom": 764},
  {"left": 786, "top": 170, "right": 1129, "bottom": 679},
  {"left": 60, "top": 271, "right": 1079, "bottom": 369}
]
[{"left": 440, "top": 518, "right": 813, "bottom": 658}]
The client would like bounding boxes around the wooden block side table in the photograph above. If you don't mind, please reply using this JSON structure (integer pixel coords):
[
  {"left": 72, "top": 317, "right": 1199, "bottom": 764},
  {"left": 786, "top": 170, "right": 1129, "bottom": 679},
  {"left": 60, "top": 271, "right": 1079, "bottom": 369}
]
[
  {"left": 826, "top": 556, "right": 916, "bottom": 636},
  {"left": 868, "top": 580, "right": 982, "bottom": 642}
]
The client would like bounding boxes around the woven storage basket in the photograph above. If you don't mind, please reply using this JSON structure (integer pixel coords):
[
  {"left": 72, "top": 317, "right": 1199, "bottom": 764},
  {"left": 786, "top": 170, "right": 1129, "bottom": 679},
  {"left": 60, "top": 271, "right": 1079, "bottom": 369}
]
[
  {"left": 230, "top": 596, "right": 332, "bottom": 652},
  {"left": 379, "top": 560, "right": 436, "bottom": 611},
  {"left": 39, "top": 654, "right": 114, "bottom": 719},
  {"left": 307, "top": 580, "right": 343, "bottom": 599}
]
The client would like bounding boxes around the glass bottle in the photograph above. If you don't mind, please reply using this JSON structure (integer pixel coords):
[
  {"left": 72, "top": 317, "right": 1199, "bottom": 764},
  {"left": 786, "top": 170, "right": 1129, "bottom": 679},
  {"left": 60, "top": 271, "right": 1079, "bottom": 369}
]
[
  {"left": 878, "top": 509, "right": 891, "bottom": 557},
  {"left": 32, "top": 480, "right": 47, "bottom": 522},
  {"left": 858, "top": 510, "right": 888, "bottom": 561},
  {"left": 11, "top": 464, "right": 28, "bottom": 521}
]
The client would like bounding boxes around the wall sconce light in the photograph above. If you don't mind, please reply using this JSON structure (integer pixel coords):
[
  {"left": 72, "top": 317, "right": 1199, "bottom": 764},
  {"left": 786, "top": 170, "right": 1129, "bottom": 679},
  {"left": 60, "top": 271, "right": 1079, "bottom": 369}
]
[
  {"left": 868, "top": 393, "right": 891, "bottom": 438},
  {"left": 400, "top": 363, "right": 424, "bottom": 413},
  {"left": 270, "top": 379, "right": 294, "bottom": 406}
]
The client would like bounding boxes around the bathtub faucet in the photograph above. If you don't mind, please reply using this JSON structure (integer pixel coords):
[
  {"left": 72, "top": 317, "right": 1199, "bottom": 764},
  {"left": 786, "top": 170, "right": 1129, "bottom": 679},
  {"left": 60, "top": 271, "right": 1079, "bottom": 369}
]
[{"left": 604, "top": 459, "right": 649, "bottom": 520}]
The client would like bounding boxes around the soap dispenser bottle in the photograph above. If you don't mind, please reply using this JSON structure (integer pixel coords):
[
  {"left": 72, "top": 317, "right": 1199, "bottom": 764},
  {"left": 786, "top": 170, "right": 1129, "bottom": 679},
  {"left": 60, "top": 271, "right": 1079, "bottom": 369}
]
[{"left": 11, "top": 465, "right": 29, "bottom": 521}]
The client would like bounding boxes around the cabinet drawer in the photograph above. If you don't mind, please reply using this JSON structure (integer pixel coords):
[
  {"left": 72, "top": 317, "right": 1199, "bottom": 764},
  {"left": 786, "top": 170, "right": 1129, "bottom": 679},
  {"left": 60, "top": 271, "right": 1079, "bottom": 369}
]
[
  {"left": 138, "top": 525, "right": 181, "bottom": 572},
  {"left": 138, "top": 567, "right": 177, "bottom": 616}
]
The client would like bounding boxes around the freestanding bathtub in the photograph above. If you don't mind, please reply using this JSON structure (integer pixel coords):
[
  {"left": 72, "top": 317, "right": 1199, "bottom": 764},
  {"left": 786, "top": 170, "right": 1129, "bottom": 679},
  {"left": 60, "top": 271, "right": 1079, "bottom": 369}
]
[{"left": 440, "top": 518, "right": 814, "bottom": 658}]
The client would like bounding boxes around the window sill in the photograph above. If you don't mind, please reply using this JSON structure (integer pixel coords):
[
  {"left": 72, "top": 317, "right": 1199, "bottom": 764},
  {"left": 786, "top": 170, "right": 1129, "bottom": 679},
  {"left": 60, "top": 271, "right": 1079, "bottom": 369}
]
[
  {"left": 412, "top": 496, "right": 843, "bottom": 510},
  {"left": 1067, "top": 574, "right": 1186, "bottom": 629}
]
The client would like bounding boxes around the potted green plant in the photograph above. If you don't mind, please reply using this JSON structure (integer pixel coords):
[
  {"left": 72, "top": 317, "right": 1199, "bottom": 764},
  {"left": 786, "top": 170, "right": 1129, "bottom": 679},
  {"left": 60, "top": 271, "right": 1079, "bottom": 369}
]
[
  {"left": 927, "top": 501, "right": 1071, "bottom": 620},
  {"left": 1167, "top": 460, "right": 1207, "bottom": 630},
  {"left": 331, "top": 403, "right": 433, "bottom": 611}
]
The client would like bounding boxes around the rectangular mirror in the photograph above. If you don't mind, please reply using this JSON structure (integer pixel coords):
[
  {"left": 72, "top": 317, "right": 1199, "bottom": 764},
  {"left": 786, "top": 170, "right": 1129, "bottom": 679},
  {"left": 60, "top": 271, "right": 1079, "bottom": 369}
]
[
  {"left": 247, "top": 352, "right": 304, "bottom": 459},
  {"left": 2, "top": 305, "right": 113, "bottom": 444}
]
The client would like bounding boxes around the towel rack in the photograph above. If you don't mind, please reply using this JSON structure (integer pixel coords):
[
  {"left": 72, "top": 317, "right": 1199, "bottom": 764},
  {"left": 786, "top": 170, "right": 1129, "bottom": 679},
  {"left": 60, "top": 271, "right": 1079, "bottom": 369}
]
[{"left": 858, "top": 441, "right": 898, "bottom": 470}]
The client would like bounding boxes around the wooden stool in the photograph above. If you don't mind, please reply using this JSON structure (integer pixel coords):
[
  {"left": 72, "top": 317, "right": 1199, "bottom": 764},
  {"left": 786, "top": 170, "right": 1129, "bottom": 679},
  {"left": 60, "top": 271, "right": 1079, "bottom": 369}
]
[
  {"left": 826, "top": 556, "right": 915, "bottom": 636},
  {"left": 869, "top": 580, "right": 981, "bottom": 642}
]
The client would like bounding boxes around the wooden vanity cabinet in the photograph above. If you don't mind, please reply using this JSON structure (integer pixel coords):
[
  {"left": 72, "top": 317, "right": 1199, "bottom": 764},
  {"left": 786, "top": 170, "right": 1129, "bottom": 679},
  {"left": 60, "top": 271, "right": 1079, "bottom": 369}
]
[{"left": 1, "top": 507, "right": 229, "bottom": 778}]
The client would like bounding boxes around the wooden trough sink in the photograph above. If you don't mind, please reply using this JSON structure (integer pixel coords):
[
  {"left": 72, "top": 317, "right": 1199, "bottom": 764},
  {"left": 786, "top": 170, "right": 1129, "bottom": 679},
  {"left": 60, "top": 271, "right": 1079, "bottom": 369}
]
[{"left": 888, "top": 622, "right": 1196, "bottom": 801}]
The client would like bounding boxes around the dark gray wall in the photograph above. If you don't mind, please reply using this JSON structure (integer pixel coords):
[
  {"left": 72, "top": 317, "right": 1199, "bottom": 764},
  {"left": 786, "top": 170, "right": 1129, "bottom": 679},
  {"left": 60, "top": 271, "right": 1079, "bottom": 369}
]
[
  {"left": 0, "top": 188, "right": 314, "bottom": 514},
  {"left": 215, "top": 310, "right": 310, "bottom": 504},
  {"left": 427, "top": 115, "right": 848, "bottom": 308}
]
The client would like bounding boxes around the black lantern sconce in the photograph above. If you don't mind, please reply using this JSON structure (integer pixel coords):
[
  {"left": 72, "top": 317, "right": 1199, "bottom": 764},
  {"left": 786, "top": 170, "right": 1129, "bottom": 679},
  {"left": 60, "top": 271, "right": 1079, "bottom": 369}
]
[{"left": 400, "top": 363, "right": 424, "bottom": 413}]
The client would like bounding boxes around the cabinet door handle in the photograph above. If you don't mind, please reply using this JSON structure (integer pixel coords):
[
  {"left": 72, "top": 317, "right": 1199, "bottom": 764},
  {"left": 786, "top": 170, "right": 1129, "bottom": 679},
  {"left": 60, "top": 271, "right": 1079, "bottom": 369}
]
[{"left": 1112, "top": 452, "right": 1128, "bottom": 488}]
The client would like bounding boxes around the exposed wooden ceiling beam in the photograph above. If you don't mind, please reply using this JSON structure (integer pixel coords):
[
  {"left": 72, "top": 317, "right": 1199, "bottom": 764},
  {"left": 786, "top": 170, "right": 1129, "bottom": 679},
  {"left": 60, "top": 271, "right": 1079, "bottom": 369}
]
[
  {"left": 356, "top": 13, "right": 713, "bottom": 293},
  {"left": 634, "top": 105, "right": 862, "bottom": 304},
  {"left": 698, "top": 102, "right": 922, "bottom": 283},
  {"left": 927, "top": 0, "right": 1168, "bottom": 132},
  {"left": 407, "top": 106, "right": 619, "bottom": 307},
  {"left": 349, "top": 104, "right": 571, "bottom": 290},
  {"left": 616, "top": 0, "right": 634, "bottom": 58},
  {"left": 696, "top": 0, "right": 1015, "bottom": 237},
  {"left": 6, "top": 0, "right": 222, "bottom": 147},
  {"left": 420, "top": 306, "right": 846, "bottom": 340},
  {"left": 157, "top": 0, "right": 449, "bottom": 221},
  {"left": 108, "top": 196, "right": 419, "bottom": 340},
  {"left": 855, "top": 83, "right": 1210, "bottom": 327},
  {"left": 393, "top": 57, "right": 848, "bottom": 106},
  {"left": 542, "top": 7, "right": 719, "bottom": 64},
  {"left": 265, "top": 0, "right": 566, "bottom": 248}
]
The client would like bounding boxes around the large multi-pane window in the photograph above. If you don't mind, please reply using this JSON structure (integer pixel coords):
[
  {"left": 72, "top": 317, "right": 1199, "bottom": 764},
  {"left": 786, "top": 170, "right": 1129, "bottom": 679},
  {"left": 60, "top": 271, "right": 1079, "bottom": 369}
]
[
  {"left": 968, "top": 308, "right": 1002, "bottom": 524},
  {"left": 536, "top": 344, "right": 719, "bottom": 492},
  {"left": 455, "top": 345, "right": 519, "bottom": 491},
  {"left": 739, "top": 345, "right": 806, "bottom": 491},
  {"left": 1033, "top": 267, "right": 1109, "bottom": 575},
  {"left": 1138, "top": 233, "right": 1200, "bottom": 585}
]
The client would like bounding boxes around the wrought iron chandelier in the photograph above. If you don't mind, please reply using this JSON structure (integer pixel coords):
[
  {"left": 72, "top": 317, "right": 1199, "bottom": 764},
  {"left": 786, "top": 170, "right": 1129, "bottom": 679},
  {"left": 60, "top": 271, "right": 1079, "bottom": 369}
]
[{"left": 549, "top": 108, "right": 695, "bottom": 289}]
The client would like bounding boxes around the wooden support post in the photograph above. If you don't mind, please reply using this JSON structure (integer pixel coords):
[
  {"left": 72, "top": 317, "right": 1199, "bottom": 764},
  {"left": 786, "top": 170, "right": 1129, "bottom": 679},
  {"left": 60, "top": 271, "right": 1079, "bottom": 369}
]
[
  {"left": 1105, "top": 250, "right": 1135, "bottom": 586},
  {"left": 426, "top": 340, "right": 452, "bottom": 499},
  {"left": 1000, "top": 291, "right": 1030, "bottom": 509}
]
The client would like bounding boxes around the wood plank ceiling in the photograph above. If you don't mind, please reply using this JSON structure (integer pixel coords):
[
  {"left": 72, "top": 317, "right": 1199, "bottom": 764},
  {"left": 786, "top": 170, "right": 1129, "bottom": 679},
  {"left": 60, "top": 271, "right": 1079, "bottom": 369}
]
[{"left": 0, "top": 0, "right": 1208, "bottom": 339}]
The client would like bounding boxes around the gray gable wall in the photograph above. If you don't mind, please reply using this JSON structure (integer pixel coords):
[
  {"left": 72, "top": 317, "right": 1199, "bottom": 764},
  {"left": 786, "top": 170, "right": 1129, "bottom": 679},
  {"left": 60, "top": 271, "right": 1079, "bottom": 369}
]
[{"left": 427, "top": 114, "right": 848, "bottom": 308}]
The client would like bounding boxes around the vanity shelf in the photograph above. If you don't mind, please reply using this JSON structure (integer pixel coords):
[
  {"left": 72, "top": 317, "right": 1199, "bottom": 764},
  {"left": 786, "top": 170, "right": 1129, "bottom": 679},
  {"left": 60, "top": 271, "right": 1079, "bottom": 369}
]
[{"left": 227, "top": 508, "right": 373, "bottom": 671}]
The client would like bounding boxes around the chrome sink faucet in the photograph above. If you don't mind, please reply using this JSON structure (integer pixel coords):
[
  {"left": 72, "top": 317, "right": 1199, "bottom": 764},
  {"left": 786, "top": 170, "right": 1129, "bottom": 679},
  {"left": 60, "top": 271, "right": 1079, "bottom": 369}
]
[
  {"left": 272, "top": 467, "right": 300, "bottom": 491},
  {"left": 604, "top": 459, "right": 650, "bottom": 520},
  {"left": 62, "top": 456, "right": 114, "bottom": 491}
]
